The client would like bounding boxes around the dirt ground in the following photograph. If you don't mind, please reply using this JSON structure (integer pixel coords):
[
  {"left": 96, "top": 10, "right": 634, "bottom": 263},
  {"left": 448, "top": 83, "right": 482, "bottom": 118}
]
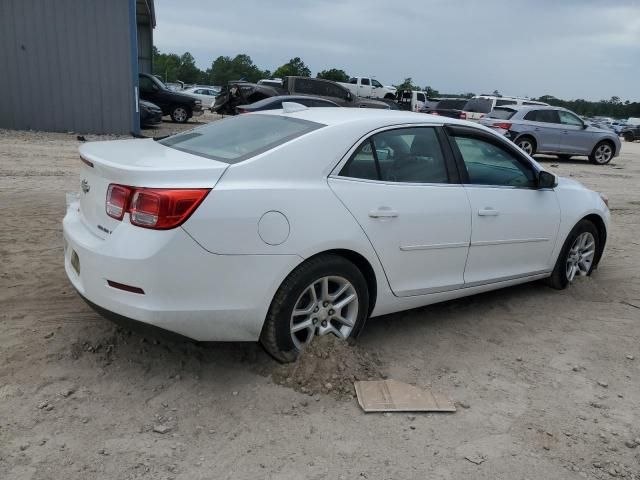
[{"left": 1, "top": 119, "right": 639, "bottom": 480}]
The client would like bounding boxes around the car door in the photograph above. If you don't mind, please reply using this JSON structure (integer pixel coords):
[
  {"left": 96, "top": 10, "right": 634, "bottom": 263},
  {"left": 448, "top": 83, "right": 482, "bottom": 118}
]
[
  {"left": 329, "top": 126, "right": 471, "bottom": 297},
  {"left": 558, "top": 110, "right": 592, "bottom": 155},
  {"left": 359, "top": 78, "right": 372, "bottom": 97},
  {"left": 521, "top": 109, "right": 564, "bottom": 152},
  {"left": 446, "top": 125, "right": 561, "bottom": 284}
]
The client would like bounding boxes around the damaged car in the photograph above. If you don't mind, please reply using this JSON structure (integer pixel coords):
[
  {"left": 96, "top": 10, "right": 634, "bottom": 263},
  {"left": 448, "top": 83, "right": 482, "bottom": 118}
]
[{"left": 212, "top": 77, "right": 388, "bottom": 115}]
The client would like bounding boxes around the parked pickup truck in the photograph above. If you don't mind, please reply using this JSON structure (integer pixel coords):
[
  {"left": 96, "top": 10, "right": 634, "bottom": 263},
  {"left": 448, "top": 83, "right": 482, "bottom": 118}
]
[
  {"left": 338, "top": 77, "right": 397, "bottom": 100},
  {"left": 213, "top": 76, "right": 389, "bottom": 114},
  {"left": 138, "top": 73, "right": 203, "bottom": 123}
]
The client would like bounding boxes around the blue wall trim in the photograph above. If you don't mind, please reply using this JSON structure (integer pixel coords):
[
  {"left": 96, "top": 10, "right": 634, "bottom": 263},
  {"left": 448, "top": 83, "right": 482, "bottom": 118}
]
[{"left": 128, "top": 0, "right": 140, "bottom": 134}]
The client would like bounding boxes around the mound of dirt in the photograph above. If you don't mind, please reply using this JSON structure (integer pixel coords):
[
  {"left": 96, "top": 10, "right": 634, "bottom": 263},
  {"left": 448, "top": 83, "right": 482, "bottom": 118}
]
[{"left": 271, "top": 336, "right": 385, "bottom": 399}]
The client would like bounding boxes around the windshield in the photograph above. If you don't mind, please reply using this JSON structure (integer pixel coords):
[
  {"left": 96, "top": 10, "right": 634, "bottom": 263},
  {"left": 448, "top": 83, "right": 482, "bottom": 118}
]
[
  {"left": 463, "top": 98, "right": 493, "bottom": 114},
  {"left": 486, "top": 107, "right": 516, "bottom": 119},
  {"left": 159, "top": 115, "right": 324, "bottom": 163}
]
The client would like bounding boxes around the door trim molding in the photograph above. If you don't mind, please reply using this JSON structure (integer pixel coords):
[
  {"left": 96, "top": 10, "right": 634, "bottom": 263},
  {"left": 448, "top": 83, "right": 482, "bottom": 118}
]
[
  {"left": 400, "top": 241, "right": 469, "bottom": 251},
  {"left": 471, "top": 237, "right": 550, "bottom": 247}
]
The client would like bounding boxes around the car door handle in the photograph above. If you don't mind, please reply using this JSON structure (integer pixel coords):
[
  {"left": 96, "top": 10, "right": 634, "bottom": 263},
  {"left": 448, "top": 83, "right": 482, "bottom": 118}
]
[
  {"left": 534, "top": 127, "right": 541, "bottom": 131},
  {"left": 478, "top": 208, "right": 499, "bottom": 216},
  {"left": 369, "top": 208, "right": 398, "bottom": 218}
]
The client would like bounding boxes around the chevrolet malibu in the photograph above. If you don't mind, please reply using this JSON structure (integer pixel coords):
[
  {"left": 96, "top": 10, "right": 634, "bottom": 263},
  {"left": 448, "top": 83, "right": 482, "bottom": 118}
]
[{"left": 63, "top": 106, "right": 610, "bottom": 362}]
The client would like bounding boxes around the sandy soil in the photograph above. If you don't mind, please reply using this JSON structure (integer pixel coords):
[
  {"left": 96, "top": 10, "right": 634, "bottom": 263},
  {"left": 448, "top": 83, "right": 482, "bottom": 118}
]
[{"left": 1, "top": 122, "right": 639, "bottom": 480}]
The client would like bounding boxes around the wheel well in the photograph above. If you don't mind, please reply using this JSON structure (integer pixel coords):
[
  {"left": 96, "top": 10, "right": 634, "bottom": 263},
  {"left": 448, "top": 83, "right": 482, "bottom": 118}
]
[
  {"left": 384, "top": 93, "right": 395, "bottom": 99},
  {"left": 308, "top": 249, "right": 377, "bottom": 315},
  {"left": 582, "top": 214, "right": 607, "bottom": 267},
  {"left": 515, "top": 134, "right": 536, "bottom": 149},
  {"left": 595, "top": 139, "right": 616, "bottom": 156}
]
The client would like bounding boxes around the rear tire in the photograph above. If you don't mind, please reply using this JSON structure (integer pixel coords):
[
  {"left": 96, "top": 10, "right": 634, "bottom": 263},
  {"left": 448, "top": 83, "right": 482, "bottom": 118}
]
[
  {"left": 623, "top": 132, "right": 634, "bottom": 142},
  {"left": 589, "top": 141, "right": 614, "bottom": 165},
  {"left": 260, "top": 254, "right": 369, "bottom": 363},
  {"left": 546, "top": 220, "right": 599, "bottom": 290},
  {"left": 516, "top": 136, "right": 536, "bottom": 156}
]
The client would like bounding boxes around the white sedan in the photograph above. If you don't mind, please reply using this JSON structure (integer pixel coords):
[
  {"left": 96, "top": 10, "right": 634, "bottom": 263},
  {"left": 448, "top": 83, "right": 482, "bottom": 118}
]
[
  {"left": 181, "top": 86, "right": 219, "bottom": 106},
  {"left": 63, "top": 106, "right": 610, "bottom": 362}
]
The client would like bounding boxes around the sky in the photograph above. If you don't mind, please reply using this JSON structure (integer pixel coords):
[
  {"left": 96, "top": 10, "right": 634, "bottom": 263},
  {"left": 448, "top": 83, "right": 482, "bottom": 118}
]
[{"left": 153, "top": 0, "right": 640, "bottom": 101}]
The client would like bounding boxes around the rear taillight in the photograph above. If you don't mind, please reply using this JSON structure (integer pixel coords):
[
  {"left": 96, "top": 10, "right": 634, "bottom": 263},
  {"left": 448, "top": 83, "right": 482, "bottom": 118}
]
[
  {"left": 106, "top": 184, "right": 133, "bottom": 220},
  {"left": 459, "top": 112, "right": 467, "bottom": 120},
  {"left": 492, "top": 122, "right": 512, "bottom": 130},
  {"left": 106, "top": 185, "right": 210, "bottom": 230}
]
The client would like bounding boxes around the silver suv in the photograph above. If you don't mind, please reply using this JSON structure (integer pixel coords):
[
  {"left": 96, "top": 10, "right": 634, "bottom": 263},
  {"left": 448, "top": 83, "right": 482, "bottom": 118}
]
[{"left": 480, "top": 105, "right": 621, "bottom": 165}]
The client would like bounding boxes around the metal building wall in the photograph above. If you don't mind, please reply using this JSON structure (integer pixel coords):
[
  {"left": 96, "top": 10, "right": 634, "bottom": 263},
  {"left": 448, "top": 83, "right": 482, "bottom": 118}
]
[{"left": 0, "top": 0, "right": 137, "bottom": 135}]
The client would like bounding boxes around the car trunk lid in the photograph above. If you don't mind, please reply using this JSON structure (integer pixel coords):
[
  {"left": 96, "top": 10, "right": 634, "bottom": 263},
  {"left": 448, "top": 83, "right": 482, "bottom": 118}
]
[{"left": 77, "top": 138, "right": 228, "bottom": 239}]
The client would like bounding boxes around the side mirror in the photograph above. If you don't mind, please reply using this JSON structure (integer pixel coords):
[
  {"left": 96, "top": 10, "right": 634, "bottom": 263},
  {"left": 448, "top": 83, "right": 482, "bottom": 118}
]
[
  {"left": 582, "top": 123, "right": 588, "bottom": 129},
  {"left": 537, "top": 170, "right": 557, "bottom": 189}
]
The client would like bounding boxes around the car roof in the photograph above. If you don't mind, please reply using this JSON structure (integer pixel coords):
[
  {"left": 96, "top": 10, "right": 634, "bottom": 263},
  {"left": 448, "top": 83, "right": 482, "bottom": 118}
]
[
  {"left": 254, "top": 106, "right": 479, "bottom": 129},
  {"left": 498, "top": 104, "right": 568, "bottom": 113}
]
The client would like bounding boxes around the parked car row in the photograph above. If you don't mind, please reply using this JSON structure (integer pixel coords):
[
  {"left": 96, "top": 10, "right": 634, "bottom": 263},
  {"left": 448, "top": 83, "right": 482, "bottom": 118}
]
[
  {"left": 212, "top": 76, "right": 390, "bottom": 115},
  {"left": 138, "top": 73, "right": 204, "bottom": 124}
]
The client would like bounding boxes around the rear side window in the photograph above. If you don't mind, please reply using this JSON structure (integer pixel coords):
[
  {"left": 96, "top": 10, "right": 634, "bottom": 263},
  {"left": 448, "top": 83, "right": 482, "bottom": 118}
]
[
  {"left": 486, "top": 108, "right": 516, "bottom": 120},
  {"left": 160, "top": 115, "right": 323, "bottom": 163},
  {"left": 464, "top": 98, "right": 493, "bottom": 114},
  {"left": 417, "top": 93, "right": 426, "bottom": 102},
  {"left": 524, "top": 110, "right": 560, "bottom": 123},
  {"left": 361, "top": 78, "right": 370, "bottom": 86},
  {"left": 340, "top": 127, "right": 449, "bottom": 184}
]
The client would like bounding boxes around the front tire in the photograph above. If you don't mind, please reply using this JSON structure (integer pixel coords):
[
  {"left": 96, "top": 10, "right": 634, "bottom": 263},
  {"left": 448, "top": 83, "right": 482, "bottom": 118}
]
[
  {"left": 260, "top": 254, "right": 369, "bottom": 363},
  {"left": 546, "top": 220, "right": 599, "bottom": 290},
  {"left": 516, "top": 136, "right": 536, "bottom": 156},
  {"left": 170, "top": 105, "right": 190, "bottom": 123},
  {"left": 589, "top": 141, "right": 614, "bottom": 165}
]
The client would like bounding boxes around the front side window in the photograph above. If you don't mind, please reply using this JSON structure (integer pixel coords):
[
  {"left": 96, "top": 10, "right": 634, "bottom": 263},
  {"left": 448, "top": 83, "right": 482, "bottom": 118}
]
[
  {"left": 372, "top": 79, "right": 383, "bottom": 88},
  {"left": 139, "top": 75, "right": 155, "bottom": 93},
  {"left": 417, "top": 93, "right": 426, "bottom": 102},
  {"left": 160, "top": 115, "right": 323, "bottom": 163},
  {"left": 361, "top": 78, "right": 370, "bottom": 86},
  {"left": 453, "top": 136, "right": 536, "bottom": 188},
  {"left": 559, "top": 111, "right": 583, "bottom": 126},
  {"left": 340, "top": 128, "right": 449, "bottom": 184}
]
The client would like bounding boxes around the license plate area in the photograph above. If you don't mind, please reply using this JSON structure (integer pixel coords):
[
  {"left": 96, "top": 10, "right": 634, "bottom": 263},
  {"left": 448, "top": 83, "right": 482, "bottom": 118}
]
[{"left": 70, "top": 250, "right": 80, "bottom": 275}]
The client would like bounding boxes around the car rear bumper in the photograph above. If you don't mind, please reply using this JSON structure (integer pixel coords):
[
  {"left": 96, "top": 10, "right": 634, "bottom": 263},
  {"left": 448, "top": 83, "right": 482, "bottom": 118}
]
[{"left": 62, "top": 199, "right": 300, "bottom": 341}]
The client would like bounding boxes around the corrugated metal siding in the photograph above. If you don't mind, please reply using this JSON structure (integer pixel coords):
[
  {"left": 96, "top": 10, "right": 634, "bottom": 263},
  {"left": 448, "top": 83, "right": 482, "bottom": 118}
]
[{"left": 0, "top": 0, "right": 136, "bottom": 134}]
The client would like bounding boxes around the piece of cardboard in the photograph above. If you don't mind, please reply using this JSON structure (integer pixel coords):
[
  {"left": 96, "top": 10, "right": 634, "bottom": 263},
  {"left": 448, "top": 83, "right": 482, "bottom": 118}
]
[{"left": 354, "top": 379, "right": 456, "bottom": 413}]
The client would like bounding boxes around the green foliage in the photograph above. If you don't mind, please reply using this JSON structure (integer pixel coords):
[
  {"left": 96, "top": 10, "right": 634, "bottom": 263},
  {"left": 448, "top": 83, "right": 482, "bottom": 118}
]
[
  {"left": 152, "top": 48, "right": 205, "bottom": 84},
  {"left": 206, "top": 54, "right": 267, "bottom": 85},
  {"left": 394, "top": 77, "right": 419, "bottom": 91},
  {"left": 273, "top": 57, "right": 311, "bottom": 78},
  {"left": 535, "top": 95, "right": 640, "bottom": 118},
  {"left": 423, "top": 86, "right": 440, "bottom": 98},
  {"left": 316, "top": 68, "right": 350, "bottom": 83}
]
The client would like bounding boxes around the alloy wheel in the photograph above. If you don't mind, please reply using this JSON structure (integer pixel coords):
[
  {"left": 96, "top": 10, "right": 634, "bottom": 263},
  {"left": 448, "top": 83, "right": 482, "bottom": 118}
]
[
  {"left": 173, "top": 107, "right": 188, "bottom": 123},
  {"left": 593, "top": 144, "right": 613, "bottom": 164},
  {"left": 518, "top": 139, "right": 534, "bottom": 155},
  {"left": 565, "top": 232, "right": 595, "bottom": 282},
  {"left": 289, "top": 276, "right": 358, "bottom": 350}
]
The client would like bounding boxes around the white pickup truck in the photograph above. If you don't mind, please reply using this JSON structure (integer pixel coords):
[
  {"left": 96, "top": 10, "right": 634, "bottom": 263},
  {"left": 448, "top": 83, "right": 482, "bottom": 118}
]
[{"left": 338, "top": 77, "right": 397, "bottom": 100}]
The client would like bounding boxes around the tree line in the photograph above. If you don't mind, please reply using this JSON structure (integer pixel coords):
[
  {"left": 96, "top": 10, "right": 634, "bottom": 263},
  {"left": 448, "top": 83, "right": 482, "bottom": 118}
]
[{"left": 152, "top": 48, "right": 640, "bottom": 118}]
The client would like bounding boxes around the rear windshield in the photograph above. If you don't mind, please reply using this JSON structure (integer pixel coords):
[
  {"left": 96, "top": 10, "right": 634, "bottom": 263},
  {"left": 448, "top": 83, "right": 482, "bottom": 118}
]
[
  {"left": 486, "top": 107, "right": 516, "bottom": 120},
  {"left": 436, "top": 99, "right": 467, "bottom": 110},
  {"left": 463, "top": 98, "right": 493, "bottom": 114},
  {"left": 160, "top": 115, "right": 323, "bottom": 163}
]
